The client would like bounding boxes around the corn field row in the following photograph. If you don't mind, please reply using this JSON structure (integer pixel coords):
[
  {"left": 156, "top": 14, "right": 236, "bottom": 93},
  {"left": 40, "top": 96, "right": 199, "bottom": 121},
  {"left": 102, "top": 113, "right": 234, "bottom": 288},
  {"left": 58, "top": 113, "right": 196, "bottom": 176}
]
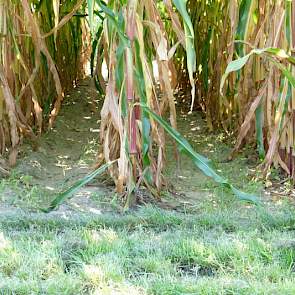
[
  {"left": 0, "top": 0, "right": 87, "bottom": 166},
  {"left": 195, "top": 0, "right": 295, "bottom": 180},
  {"left": 1, "top": 0, "right": 295, "bottom": 197}
]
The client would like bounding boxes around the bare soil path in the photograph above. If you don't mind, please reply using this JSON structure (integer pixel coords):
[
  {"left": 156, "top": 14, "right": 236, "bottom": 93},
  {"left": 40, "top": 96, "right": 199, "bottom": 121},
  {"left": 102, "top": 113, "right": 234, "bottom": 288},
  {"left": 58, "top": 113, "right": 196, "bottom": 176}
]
[{"left": 0, "top": 79, "right": 113, "bottom": 216}]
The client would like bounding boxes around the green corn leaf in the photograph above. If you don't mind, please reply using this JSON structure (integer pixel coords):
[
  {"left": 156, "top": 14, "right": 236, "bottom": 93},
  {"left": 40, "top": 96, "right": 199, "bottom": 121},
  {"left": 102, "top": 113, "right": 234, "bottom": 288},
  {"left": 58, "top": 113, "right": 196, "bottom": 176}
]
[
  {"left": 90, "top": 25, "right": 103, "bottom": 76},
  {"left": 220, "top": 52, "right": 252, "bottom": 94},
  {"left": 172, "top": 0, "right": 194, "bottom": 37},
  {"left": 95, "top": 0, "right": 128, "bottom": 44},
  {"left": 221, "top": 47, "right": 295, "bottom": 94},
  {"left": 172, "top": 0, "right": 196, "bottom": 73},
  {"left": 139, "top": 103, "right": 259, "bottom": 205},
  {"left": 42, "top": 161, "right": 115, "bottom": 212},
  {"left": 236, "top": 0, "right": 254, "bottom": 57},
  {"left": 172, "top": 0, "right": 196, "bottom": 110},
  {"left": 88, "top": 0, "right": 95, "bottom": 34},
  {"left": 134, "top": 40, "right": 151, "bottom": 167},
  {"left": 270, "top": 59, "right": 295, "bottom": 88}
]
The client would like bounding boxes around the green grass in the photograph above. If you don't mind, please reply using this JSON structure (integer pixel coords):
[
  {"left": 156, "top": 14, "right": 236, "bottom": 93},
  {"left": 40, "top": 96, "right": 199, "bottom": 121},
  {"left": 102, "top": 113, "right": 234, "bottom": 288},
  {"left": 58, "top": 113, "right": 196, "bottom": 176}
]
[
  {"left": 0, "top": 171, "right": 52, "bottom": 209},
  {"left": 0, "top": 203, "right": 295, "bottom": 294}
]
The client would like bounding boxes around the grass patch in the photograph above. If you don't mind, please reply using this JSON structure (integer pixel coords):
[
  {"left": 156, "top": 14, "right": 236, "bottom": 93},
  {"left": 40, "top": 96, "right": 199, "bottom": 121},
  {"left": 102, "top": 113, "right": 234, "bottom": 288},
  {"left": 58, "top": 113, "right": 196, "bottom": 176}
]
[{"left": 0, "top": 203, "right": 295, "bottom": 294}]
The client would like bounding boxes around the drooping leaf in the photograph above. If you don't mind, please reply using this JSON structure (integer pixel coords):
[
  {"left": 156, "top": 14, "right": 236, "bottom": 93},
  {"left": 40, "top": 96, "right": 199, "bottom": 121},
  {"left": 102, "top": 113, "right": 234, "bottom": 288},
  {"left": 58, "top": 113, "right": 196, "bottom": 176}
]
[
  {"left": 220, "top": 53, "right": 251, "bottom": 94},
  {"left": 42, "top": 161, "right": 116, "bottom": 212},
  {"left": 140, "top": 103, "right": 260, "bottom": 205},
  {"left": 172, "top": 0, "right": 196, "bottom": 112},
  {"left": 221, "top": 47, "right": 295, "bottom": 95}
]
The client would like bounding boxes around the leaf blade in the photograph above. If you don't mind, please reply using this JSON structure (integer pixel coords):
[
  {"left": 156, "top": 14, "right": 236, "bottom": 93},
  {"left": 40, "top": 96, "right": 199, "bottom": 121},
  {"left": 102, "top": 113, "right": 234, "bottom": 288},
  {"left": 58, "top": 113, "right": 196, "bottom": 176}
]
[
  {"left": 42, "top": 161, "right": 115, "bottom": 212},
  {"left": 139, "top": 104, "right": 259, "bottom": 205}
]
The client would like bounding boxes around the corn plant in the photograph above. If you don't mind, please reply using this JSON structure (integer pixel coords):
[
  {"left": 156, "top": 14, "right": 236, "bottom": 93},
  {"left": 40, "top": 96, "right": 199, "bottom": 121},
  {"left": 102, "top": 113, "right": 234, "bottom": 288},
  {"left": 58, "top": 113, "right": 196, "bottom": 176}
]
[
  {"left": 218, "top": 0, "right": 295, "bottom": 179},
  {"left": 0, "top": 0, "right": 86, "bottom": 165},
  {"left": 179, "top": 0, "right": 295, "bottom": 180},
  {"left": 72, "top": 0, "right": 258, "bottom": 208},
  {"left": 87, "top": 0, "right": 194, "bottom": 198}
]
